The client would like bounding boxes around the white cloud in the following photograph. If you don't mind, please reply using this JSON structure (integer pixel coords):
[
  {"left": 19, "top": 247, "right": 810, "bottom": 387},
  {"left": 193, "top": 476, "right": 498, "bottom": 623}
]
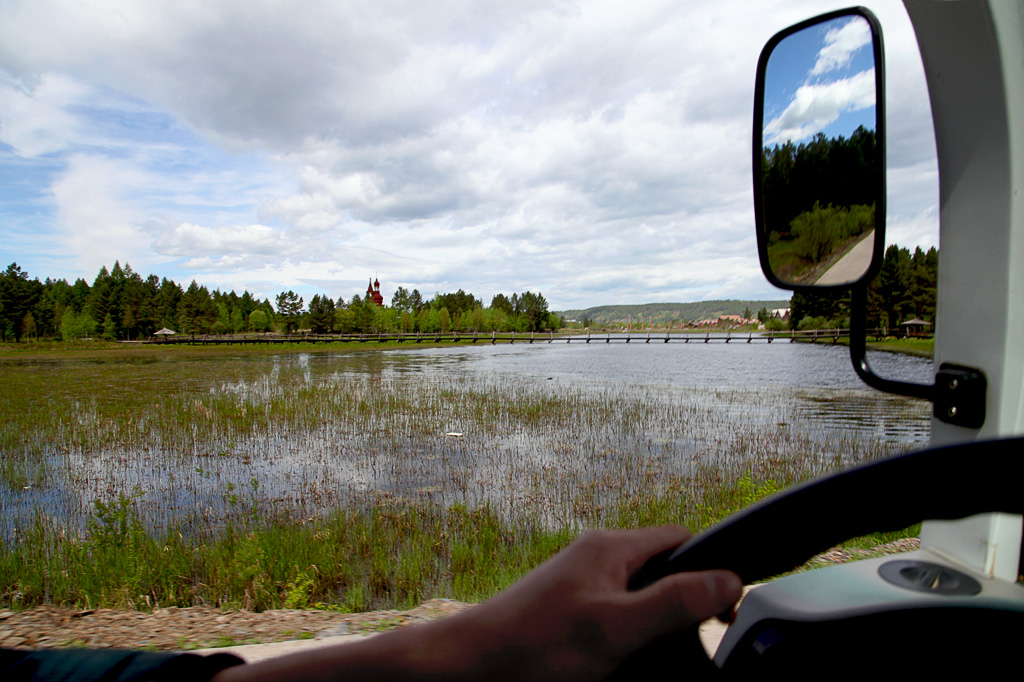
[
  {"left": 0, "top": 0, "right": 938, "bottom": 308},
  {"left": 0, "top": 73, "right": 87, "bottom": 156},
  {"left": 153, "top": 222, "right": 285, "bottom": 257},
  {"left": 259, "top": 192, "right": 349, "bottom": 236},
  {"left": 811, "top": 17, "right": 872, "bottom": 76},
  {"left": 763, "top": 68, "right": 875, "bottom": 144},
  {"left": 50, "top": 154, "right": 153, "bottom": 276}
]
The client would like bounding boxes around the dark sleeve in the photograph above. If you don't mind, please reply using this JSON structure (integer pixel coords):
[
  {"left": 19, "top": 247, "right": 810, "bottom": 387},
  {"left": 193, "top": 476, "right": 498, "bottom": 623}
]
[{"left": 1, "top": 648, "right": 245, "bottom": 682}]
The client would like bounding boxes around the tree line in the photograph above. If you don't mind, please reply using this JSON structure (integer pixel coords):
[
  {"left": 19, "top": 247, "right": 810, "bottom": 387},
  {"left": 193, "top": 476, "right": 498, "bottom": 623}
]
[
  {"left": 789, "top": 243, "right": 939, "bottom": 332},
  {"left": 305, "top": 287, "right": 561, "bottom": 336},
  {"left": 0, "top": 262, "right": 561, "bottom": 342},
  {"left": 762, "top": 126, "right": 878, "bottom": 238},
  {"left": 762, "top": 128, "right": 879, "bottom": 284}
]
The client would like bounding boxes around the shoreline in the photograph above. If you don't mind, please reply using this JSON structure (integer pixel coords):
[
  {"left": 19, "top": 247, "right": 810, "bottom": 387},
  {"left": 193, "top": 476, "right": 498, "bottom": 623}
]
[
  {"left": 828, "top": 337, "right": 934, "bottom": 358},
  {"left": 0, "top": 333, "right": 935, "bottom": 361}
]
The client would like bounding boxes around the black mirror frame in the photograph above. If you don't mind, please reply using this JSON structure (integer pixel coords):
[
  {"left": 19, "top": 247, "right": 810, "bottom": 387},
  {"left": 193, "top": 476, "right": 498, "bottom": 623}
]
[{"left": 753, "top": 6, "right": 887, "bottom": 292}]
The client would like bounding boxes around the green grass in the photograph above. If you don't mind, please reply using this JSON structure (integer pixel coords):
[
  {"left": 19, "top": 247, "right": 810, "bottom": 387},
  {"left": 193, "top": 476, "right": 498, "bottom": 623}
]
[
  {"left": 0, "top": 474, "right": 921, "bottom": 613},
  {"left": 811, "top": 336, "right": 933, "bottom": 358},
  {"left": 0, "top": 338, "right": 501, "bottom": 360},
  {"left": 764, "top": 239, "right": 811, "bottom": 283},
  {"left": 206, "top": 635, "right": 261, "bottom": 649},
  {"left": 0, "top": 500, "right": 569, "bottom": 611},
  {"left": 866, "top": 337, "right": 934, "bottom": 357}
]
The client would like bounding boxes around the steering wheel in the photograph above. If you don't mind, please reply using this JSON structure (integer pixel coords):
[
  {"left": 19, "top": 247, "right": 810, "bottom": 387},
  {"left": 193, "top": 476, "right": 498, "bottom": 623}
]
[{"left": 608, "top": 436, "right": 1024, "bottom": 678}]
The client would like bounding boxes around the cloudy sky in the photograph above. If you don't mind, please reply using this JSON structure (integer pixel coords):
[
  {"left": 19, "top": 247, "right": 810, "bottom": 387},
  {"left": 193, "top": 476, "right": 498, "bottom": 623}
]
[{"left": 0, "top": 0, "right": 938, "bottom": 311}]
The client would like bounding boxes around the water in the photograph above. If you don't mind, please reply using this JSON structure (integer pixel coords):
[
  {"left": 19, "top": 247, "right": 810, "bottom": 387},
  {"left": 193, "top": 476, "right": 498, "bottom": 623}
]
[
  {"left": 374, "top": 337, "right": 931, "bottom": 389},
  {"left": 322, "top": 340, "right": 933, "bottom": 445},
  {"left": 1, "top": 342, "right": 933, "bottom": 535}
]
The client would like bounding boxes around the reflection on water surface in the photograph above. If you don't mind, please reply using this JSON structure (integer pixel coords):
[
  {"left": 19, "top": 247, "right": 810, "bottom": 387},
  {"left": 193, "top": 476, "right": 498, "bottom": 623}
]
[{"left": 1, "top": 342, "right": 931, "bottom": 535}]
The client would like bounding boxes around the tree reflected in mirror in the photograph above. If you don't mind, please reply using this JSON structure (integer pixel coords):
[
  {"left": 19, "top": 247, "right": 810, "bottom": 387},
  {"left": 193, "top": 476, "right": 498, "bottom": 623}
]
[{"left": 763, "top": 128, "right": 877, "bottom": 284}]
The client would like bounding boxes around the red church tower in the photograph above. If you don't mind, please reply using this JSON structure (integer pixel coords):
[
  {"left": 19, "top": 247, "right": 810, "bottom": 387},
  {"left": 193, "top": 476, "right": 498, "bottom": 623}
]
[{"left": 367, "top": 278, "right": 385, "bottom": 306}]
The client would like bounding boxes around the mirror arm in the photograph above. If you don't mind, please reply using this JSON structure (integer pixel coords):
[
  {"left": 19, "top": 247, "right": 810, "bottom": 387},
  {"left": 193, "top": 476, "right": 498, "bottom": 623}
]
[
  {"left": 849, "top": 288, "right": 987, "bottom": 428},
  {"left": 849, "top": 288, "right": 933, "bottom": 400}
]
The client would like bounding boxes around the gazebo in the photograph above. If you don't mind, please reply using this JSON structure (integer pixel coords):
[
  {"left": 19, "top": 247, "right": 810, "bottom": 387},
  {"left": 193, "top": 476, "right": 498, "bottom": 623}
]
[{"left": 899, "top": 317, "right": 931, "bottom": 337}]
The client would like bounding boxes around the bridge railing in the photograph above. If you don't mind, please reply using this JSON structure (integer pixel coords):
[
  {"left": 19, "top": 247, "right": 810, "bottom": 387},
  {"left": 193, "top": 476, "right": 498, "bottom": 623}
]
[{"left": 145, "top": 327, "right": 927, "bottom": 346}]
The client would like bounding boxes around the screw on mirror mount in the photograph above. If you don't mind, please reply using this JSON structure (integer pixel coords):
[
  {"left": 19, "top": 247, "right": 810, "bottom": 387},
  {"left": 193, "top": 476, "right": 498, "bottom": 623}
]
[
  {"left": 850, "top": 289, "right": 986, "bottom": 428},
  {"left": 934, "top": 365, "right": 987, "bottom": 429}
]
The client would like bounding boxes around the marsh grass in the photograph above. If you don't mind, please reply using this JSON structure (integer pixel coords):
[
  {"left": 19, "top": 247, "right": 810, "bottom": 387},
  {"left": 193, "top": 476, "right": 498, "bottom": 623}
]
[
  {"left": 0, "top": 347, "right": 929, "bottom": 612},
  {"left": 2, "top": 499, "right": 573, "bottom": 612}
]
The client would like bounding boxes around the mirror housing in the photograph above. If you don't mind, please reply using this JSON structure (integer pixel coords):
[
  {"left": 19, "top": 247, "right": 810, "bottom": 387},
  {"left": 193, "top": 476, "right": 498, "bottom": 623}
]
[{"left": 753, "top": 7, "right": 886, "bottom": 291}]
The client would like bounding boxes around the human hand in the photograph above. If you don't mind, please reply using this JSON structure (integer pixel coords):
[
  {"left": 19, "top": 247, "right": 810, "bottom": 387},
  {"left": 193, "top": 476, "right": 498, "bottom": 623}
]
[
  {"left": 441, "top": 525, "right": 741, "bottom": 681},
  {"left": 213, "top": 526, "right": 740, "bottom": 682}
]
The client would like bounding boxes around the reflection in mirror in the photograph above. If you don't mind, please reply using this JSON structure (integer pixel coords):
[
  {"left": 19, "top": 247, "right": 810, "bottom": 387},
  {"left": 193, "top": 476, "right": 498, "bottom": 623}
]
[{"left": 758, "top": 14, "right": 880, "bottom": 287}]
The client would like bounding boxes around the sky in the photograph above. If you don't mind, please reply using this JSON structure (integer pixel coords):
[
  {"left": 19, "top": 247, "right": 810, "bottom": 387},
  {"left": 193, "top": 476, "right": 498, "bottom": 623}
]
[
  {"left": 762, "top": 14, "right": 877, "bottom": 145},
  {"left": 0, "top": 0, "right": 939, "bottom": 311}
]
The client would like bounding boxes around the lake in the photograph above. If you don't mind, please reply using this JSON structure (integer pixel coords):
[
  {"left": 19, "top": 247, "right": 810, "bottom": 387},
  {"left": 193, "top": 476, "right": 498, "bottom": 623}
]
[{"left": 0, "top": 341, "right": 932, "bottom": 536}]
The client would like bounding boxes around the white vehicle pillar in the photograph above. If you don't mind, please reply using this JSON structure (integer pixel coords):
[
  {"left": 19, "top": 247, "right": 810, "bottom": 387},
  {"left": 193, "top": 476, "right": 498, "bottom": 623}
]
[{"left": 903, "top": 0, "right": 1024, "bottom": 580}]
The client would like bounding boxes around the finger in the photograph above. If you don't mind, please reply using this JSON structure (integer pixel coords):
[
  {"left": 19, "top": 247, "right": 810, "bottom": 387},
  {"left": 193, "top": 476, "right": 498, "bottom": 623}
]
[
  {"left": 617, "top": 570, "right": 742, "bottom": 645},
  {"left": 618, "top": 525, "right": 693, "bottom": 574}
]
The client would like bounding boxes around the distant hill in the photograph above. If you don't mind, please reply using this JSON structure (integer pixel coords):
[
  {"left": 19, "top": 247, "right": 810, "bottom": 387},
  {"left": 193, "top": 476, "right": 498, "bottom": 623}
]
[{"left": 556, "top": 300, "right": 790, "bottom": 326}]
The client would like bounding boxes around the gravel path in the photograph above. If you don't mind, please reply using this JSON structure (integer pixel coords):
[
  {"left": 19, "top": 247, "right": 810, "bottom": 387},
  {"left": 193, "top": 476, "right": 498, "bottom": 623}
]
[
  {"left": 0, "top": 539, "right": 919, "bottom": 652},
  {"left": 0, "top": 599, "right": 472, "bottom": 651}
]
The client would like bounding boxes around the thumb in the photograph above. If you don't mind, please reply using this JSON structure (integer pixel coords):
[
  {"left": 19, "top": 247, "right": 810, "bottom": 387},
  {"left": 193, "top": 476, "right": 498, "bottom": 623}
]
[{"left": 620, "top": 570, "right": 742, "bottom": 644}]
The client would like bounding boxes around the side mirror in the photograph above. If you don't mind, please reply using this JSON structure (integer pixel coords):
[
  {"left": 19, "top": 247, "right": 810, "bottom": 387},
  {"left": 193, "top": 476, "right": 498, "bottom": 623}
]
[
  {"left": 753, "top": 7, "right": 886, "bottom": 290},
  {"left": 752, "top": 8, "right": 986, "bottom": 428}
]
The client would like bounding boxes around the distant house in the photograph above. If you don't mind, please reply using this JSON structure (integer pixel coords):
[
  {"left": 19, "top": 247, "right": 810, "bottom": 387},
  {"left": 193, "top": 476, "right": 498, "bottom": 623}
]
[
  {"left": 366, "top": 278, "right": 385, "bottom": 306},
  {"left": 718, "top": 314, "right": 743, "bottom": 327}
]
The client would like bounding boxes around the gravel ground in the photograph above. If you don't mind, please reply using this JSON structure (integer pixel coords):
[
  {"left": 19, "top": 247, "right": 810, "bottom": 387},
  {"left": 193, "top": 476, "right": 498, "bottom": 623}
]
[
  {"left": 0, "top": 539, "right": 919, "bottom": 652},
  {"left": 0, "top": 599, "right": 472, "bottom": 651}
]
